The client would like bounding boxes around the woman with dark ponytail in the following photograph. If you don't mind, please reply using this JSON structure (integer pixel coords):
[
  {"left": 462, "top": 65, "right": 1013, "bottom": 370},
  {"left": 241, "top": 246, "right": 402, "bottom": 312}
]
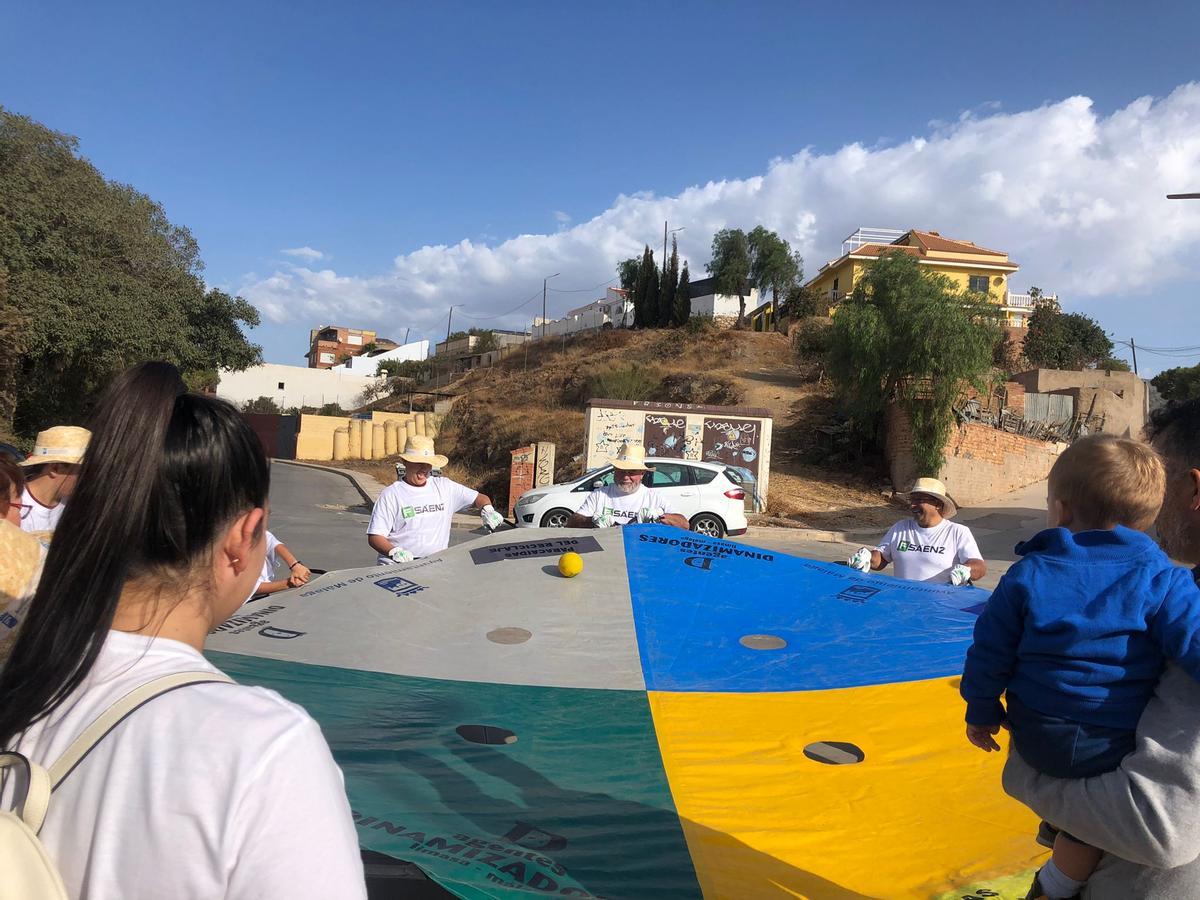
[{"left": 0, "top": 362, "right": 366, "bottom": 899}]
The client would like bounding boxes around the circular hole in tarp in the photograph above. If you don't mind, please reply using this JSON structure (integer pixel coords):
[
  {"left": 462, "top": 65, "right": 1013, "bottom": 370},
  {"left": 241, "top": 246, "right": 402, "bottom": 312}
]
[
  {"left": 739, "top": 633, "right": 787, "bottom": 650},
  {"left": 803, "top": 741, "right": 865, "bottom": 765},
  {"left": 487, "top": 627, "right": 532, "bottom": 645},
  {"left": 456, "top": 724, "right": 518, "bottom": 745}
]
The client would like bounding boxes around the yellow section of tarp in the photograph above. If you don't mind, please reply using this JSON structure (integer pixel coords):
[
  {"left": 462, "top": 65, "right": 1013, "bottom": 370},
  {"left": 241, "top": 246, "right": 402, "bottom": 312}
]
[{"left": 649, "top": 677, "right": 1045, "bottom": 899}]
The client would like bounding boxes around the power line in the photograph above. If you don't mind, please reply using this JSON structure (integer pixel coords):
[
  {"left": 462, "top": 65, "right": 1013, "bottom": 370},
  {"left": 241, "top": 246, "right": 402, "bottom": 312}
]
[
  {"left": 452, "top": 289, "right": 544, "bottom": 321},
  {"left": 548, "top": 275, "right": 618, "bottom": 294}
]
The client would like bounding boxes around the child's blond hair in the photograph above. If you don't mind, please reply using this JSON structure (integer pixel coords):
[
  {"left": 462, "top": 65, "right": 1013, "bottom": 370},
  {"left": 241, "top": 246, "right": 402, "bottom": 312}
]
[{"left": 1048, "top": 433, "right": 1164, "bottom": 531}]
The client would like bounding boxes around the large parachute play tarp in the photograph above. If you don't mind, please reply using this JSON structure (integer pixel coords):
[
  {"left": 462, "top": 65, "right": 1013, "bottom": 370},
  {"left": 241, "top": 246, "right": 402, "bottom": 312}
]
[{"left": 205, "top": 525, "right": 1044, "bottom": 899}]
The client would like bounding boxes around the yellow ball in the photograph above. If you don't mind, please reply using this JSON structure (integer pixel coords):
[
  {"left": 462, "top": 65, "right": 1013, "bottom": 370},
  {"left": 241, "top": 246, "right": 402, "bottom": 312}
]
[{"left": 558, "top": 551, "right": 583, "bottom": 578}]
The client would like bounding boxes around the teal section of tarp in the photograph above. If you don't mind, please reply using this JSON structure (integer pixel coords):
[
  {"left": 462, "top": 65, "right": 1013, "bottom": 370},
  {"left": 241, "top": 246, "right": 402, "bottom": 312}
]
[{"left": 208, "top": 651, "right": 701, "bottom": 900}]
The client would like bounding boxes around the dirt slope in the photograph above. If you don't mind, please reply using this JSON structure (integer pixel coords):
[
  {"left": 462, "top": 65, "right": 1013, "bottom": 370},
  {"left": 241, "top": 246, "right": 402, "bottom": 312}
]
[{"left": 362, "top": 325, "right": 897, "bottom": 529}]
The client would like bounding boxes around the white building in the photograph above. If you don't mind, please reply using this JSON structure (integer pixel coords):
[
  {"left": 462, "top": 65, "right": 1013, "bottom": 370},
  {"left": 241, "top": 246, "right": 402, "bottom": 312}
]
[
  {"left": 530, "top": 288, "right": 632, "bottom": 338},
  {"left": 687, "top": 277, "right": 759, "bottom": 325},
  {"left": 216, "top": 362, "right": 384, "bottom": 411},
  {"left": 332, "top": 339, "right": 430, "bottom": 375}
]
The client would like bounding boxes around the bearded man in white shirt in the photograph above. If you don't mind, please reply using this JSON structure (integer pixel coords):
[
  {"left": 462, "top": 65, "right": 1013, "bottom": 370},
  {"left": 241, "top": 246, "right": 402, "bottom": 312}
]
[
  {"left": 568, "top": 443, "right": 690, "bottom": 530},
  {"left": 367, "top": 435, "right": 503, "bottom": 564},
  {"left": 847, "top": 477, "right": 986, "bottom": 585}
]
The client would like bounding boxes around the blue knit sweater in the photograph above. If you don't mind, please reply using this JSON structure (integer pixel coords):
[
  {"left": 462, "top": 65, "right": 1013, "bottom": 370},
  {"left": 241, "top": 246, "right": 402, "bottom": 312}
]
[{"left": 961, "top": 526, "right": 1200, "bottom": 728}]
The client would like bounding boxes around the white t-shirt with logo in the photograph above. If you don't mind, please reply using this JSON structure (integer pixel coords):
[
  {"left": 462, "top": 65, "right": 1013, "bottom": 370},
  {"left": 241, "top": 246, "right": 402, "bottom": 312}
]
[
  {"left": 20, "top": 485, "right": 64, "bottom": 534},
  {"left": 577, "top": 483, "right": 680, "bottom": 526},
  {"left": 3, "top": 630, "right": 366, "bottom": 900},
  {"left": 876, "top": 518, "right": 983, "bottom": 583},
  {"left": 368, "top": 476, "right": 479, "bottom": 562}
]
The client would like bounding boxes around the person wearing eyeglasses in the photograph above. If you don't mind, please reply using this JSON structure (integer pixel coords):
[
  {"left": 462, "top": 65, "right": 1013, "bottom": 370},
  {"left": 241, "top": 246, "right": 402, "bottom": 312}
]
[
  {"left": 0, "top": 456, "right": 47, "bottom": 664},
  {"left": 18, "top": 425, "right": 91, "bottom": 534}
]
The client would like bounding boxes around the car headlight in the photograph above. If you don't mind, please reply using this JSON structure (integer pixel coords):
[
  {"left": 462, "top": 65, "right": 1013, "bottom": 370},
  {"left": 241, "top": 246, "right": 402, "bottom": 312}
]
[{"left": 516, "top": 492, "right": 546, "bottom": 507}]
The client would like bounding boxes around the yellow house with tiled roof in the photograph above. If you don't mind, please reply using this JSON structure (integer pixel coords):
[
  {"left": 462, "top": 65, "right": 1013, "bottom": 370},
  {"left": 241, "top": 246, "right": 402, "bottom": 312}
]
[{"left": 805, "top": 228, "right": 1036, "bottom": 327}]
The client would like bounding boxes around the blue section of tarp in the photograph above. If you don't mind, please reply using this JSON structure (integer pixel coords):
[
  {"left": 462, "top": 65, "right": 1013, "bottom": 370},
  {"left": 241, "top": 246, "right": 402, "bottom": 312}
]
[
  {"left": 206, "top": 652, "right": 701, "bottom": 900},
  {"left": 624, "top": 525, "right": 989, "bottom": 692}
]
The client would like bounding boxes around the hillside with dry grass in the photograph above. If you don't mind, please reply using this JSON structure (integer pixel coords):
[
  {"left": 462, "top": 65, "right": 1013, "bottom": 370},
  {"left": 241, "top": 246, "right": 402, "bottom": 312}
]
[{"left": 388, "top": 323, "right": 899, "bottom": 530}]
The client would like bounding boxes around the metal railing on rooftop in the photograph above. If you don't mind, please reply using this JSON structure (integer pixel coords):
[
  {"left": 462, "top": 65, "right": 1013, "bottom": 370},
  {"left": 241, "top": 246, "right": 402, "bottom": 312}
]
[{"left": 1004, "top": 292, "right": 1057, "bottom": 310}]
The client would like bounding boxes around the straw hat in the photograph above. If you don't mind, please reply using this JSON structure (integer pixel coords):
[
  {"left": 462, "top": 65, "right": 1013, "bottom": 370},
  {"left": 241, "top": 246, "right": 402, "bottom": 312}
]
[
  {"left": 397, "top": 434, "right": 449, "bottom": 469},
  {"left": 903, "top": 477, "right": 959, "bottom": 519},
  {"left": 19, "top": 426, "right": 91, "bottom": 468},
  {"left": 608, "top": 443, "right": 654, "bottom": 472}
]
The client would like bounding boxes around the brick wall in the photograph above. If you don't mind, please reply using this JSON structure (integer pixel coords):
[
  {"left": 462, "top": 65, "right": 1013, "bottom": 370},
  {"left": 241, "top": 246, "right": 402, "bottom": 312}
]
[{"left": 887, "top": 406, "right": 1064, "bottom": 506}]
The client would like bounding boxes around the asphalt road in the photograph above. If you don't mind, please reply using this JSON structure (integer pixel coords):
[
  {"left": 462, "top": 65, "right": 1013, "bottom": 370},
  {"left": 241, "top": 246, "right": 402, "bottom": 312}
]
[
  {"left": 269, "top": 463, "right": 1007, "bottom": 589},
  {"left": 267, "top": 463, "right": 477, "bottom": 573}
]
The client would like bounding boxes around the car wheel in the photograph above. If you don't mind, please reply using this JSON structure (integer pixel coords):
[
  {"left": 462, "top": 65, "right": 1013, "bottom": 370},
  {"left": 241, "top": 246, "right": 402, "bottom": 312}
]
[
  {"left": 690, "top": 513, "right": 725, "bottom": 538},
  {"left": 540, "top": 508, "right": 573, "bottom": 528}
]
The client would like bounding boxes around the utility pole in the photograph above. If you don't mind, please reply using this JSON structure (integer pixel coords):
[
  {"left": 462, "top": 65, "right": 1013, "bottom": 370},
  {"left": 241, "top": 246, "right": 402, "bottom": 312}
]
[
  {"left": 442, "top": 305, "right": 460, "bottom": 389},
  {"left": 1130, "top": 338, "right": 1139, "bottom": 376},
  {"left": 542, "top": 272, "right": 559, "bottom": 340},
  {"left": 662, "top": 221, "right": 668, "bottom": 280}
]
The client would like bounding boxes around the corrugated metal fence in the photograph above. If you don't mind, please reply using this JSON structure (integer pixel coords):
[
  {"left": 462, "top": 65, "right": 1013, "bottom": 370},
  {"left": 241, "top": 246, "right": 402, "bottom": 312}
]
[{"left": 1023, "top": 393, "right": 1074, "bottom": 424}]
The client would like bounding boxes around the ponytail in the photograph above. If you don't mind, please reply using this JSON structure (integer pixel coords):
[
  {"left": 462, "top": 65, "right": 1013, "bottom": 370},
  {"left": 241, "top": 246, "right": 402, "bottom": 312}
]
[{"left": 0, "top": 362, "right": 269, "bottom": 747}]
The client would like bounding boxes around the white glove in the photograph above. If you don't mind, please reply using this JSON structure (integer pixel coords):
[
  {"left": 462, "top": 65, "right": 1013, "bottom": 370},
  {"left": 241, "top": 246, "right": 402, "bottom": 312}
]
[
  {"left": 388, "top": 546, "right": 414, "bottom": 564},
  {"left": 637, "top": 508, "right": 660, "bottom": 524},
  {"left": 481, "top": 504, "right": 504, "bottom": 531},
  {"left": 950, "top": 564, "right": 973, "bottom": 586},
  {"left": 593, "top": 511, "right": 614, "bottom": 528},
  {"left": 847, "top": 547, "right": 873, "bottom": 572}
]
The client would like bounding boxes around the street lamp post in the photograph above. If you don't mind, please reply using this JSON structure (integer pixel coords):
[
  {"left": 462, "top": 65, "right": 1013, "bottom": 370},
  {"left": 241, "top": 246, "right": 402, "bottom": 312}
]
[{"left": 542, "top": 272, "right": 559, "bottom": 340}]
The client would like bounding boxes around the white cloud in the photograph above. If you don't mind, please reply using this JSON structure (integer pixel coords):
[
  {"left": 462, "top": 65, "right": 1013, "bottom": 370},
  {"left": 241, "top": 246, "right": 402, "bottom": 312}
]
[
  {"left": 554, "top": 210, "right": 572, "bottom": 224},
  {"left": 281, "top": 246, "right": 325, "bottom": 261},
  {"left": 242, "top": 84, "right": 1200, "bottom": 358}
]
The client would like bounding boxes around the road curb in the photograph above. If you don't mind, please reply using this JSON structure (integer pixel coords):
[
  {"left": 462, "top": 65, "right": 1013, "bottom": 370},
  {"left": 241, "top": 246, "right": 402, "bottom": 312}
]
[{"left": 273, "top": 459, "right": 379, "bottom": 508}]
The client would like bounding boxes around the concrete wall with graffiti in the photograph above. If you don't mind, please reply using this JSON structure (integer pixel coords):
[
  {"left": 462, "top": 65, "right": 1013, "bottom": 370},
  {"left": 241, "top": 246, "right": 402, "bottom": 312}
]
[{"left": 584, "top": 399, "right": 773, "bottom": 511}]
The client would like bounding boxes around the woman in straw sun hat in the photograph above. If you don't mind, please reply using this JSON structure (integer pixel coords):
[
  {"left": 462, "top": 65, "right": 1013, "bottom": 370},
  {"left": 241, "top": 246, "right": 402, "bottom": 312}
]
[
  {"left": 568, "top": 442, "right": 690, "bottom": 530},
  {"left": 846, "top": 476, "right": 987, "bottom": 585},
  {"left": 367, "top": 434, "right": 502, "bottom": 564},
  {"left": 18, "top": 424, "right": 91, "bottom": 535}
]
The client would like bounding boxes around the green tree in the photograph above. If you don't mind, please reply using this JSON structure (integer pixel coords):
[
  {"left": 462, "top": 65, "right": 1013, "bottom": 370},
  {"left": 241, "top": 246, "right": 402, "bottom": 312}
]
[
  {"left": 673, "top": 261, "right": 692, "bottom": 327},
  {"left": 658, "top": 237, "right": 680, "bottom": 327},
  {"left": 779, "top": 283, "right": 818, "bottom": 320},
  {"left": 633, "top": 245, "right": 658, "bottom": 328},
  {"left": 827, "top": 252, "right": 1002, "bottom": 474},
  {"left": 0, "top": 107, "right": 261, "bottom": 436},
  {"left": 707, "top": 229, "right": 751, "bottom": 326},
  {"left": 468, "top": 327, "right": 499, "bottom": 352},
  {"left": 747, "top": 226, "right": 803, "bottom": 311},
  {"left": 445, "top": 330, "right": 469, "bottom": 343},
  {"left": 617, "top": 256, "right": 641, "bottom": 294},
  {"left": 1153, "top": 363, "right": 1200, "bottom": 401},
  {"left": 1022, "top": 303, "right": 1115, "bottom": 370},
  {"left": 377, "top": 358, "right": 432, "bottom": 384},
  {"left": 243, "top": 396, "right": 281, "bottom": 414}
]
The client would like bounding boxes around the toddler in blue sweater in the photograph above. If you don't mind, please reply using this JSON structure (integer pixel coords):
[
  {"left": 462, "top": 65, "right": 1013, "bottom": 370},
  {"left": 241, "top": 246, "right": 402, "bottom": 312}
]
[{"left": 961, "top": 433, "right": 1200, "bottom": 900}]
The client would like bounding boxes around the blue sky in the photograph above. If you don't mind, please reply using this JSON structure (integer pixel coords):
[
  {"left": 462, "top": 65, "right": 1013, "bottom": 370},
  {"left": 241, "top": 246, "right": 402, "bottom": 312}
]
[{"left": 4, "top": 1, "right": 1198, "bottom": 375}]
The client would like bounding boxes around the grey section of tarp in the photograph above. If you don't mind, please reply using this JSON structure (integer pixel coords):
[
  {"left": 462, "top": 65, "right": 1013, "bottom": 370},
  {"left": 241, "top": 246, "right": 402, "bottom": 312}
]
[{"left": 206, "top": 527, "right": 645, "bottom": 691}]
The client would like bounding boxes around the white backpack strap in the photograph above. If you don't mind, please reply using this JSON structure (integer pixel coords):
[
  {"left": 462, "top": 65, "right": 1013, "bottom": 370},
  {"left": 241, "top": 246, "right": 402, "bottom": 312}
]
[
  {"left": 47, "top": 671, "right": 234, "bottom": 790},
  {"left": 0, "top": 751, "right": 52, "bottom": 833}
]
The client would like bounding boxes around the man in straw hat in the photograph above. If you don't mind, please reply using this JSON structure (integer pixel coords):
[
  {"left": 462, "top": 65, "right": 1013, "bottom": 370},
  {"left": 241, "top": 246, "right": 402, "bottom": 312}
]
[
  {"left": 18, "top": 425, "right": 91, "bottom": 535},
  {"left": 367, "top": 434, "right": 503, "bottom": 564},
  {"left": 568, "top": 443, "right": 690, "bottom": 530},
  {"left": 847, "top": 476, "right": 986, "bottom": 585}
]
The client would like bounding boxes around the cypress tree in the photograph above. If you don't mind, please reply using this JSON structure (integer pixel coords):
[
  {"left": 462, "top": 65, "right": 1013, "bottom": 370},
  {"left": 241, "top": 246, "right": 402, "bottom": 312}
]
[
  {"left": 674, "top": 261, "right": 692, "bottom": 326},
  {"left": 659, "top": 237, "right": 680, "bottom": 327},
  {"left": 635, "top": 245, "right": 658, "bottom": 328}
]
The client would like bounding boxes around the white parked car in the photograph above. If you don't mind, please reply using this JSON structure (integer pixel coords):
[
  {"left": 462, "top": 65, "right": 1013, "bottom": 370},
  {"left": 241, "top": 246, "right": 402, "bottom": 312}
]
[{"left": 512, "top": 458, "right": 750, "bottom": 537}]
